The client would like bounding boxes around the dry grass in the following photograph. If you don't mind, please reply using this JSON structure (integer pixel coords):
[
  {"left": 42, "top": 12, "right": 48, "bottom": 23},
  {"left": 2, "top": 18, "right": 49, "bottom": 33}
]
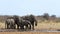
[
  {"left": 35, "top": 22, "right": 60, "bottom": 30},
  {"left": 0, "top": 22, "right": 5, "bottom": 29},
  {"left": 36, "top": 21, "right": 60, "bottom": 30},
  {"left": 0, "top": 21, "right": 60, "bottom": 30},
  {"left": 0, "top": 21, "right": 60, "bottom": 34}
]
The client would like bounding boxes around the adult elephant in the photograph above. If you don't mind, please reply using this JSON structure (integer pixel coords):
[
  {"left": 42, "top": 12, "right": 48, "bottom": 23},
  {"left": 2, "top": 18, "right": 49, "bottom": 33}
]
[
  {"left": 13, "top": 15, "right": 31, "bottom": 30},
  {"left": 21, "top": 15, "right": 37, "bottom": 30},
  {"left": 5, "top": 17, "right": 16, "bottom": 29},
  {"left": 19, "top": 18, "right": 31, "bottom": 30}
]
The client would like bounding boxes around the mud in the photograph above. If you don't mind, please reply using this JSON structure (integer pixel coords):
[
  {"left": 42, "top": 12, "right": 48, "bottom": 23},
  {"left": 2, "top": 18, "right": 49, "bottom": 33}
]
[{"left": 0, "top": 29, "right": 60, "bottom": 32}]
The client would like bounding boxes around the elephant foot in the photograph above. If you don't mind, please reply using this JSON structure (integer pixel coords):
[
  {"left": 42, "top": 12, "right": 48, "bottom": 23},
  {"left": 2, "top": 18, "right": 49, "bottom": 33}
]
[
  {"left": 28, "top": 28, "right": 31, "bottom": 31},
  {"left": 17, "top": 27, "right": 19, "bottom": 29},
  {"left": 29, "top": 28, "right": 31, "bottom": 29},
  {"left": 32, "top": 28, "right": 35, "bottom": 30}
]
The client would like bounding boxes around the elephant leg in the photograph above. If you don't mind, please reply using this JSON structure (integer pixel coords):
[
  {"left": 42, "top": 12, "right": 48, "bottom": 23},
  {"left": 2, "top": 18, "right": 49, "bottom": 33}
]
[
  {"left": 20, "top": 26, "right": 22, "bottom": 29},
  {"left": 22, "top": 26, "right": 24, "bottom": 30},
  {"left": 5, "top": 23, "right": 7, "bottom": 29},
  {"left": 32, "top": 25, "right": 34, "bottom": 30},
  {"left": 6, "top": 24, "right": 8, "bottom": 29},
  {"left": 10, "top": 24, "right": 14, "bottom": 29},
  {"left": 32, "top": 24, "right": 34, "bottom": 30},
  {"left": 17, "top": 25, "right": 19, "bottom": 29},
  {"left": 20, "top": 25, "right": 24, "bottom": 30},
  {"left": 14, "top": 25, "right": 16, "bottom": 29},
  {"left": 9, "top": 25, "right": 11, "bottom": 29},
  {"left": 29, "top": 25, "right": 31, "bottom": 30},
  {"left": 25, "top": 25, "right": 28, "bottom": 30},
  {"left": 10, "top": 24, "right": 13, "bottom": 29},
  {"left": 11, "top": 24, "right": 16, "bottom": 29},
  {"left": 7, "top": 24, "right": 9, "bottom": 29}
]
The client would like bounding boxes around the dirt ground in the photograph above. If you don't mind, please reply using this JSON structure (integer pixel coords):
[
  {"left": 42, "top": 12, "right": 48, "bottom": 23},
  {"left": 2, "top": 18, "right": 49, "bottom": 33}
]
[{"left": 0, "top": 32, "right": 60, "bottom": 34}]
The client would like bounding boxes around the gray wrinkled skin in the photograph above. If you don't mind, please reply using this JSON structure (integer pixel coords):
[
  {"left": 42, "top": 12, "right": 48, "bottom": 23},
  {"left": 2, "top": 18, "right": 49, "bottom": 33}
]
[
  {"left": 13, "top": 15, "right": 31, "bottom": 30},
  {"left": 21, "top": 15, "right": 37, "bottom": 30},
  {"left": 5, "top": 18, "right": 16, "bottom": 29}
]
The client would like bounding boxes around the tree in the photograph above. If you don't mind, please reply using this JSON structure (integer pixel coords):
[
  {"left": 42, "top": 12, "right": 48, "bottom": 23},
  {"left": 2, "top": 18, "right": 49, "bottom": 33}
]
[
  {"left": 51, "top": 15, "right": 56, "bottom": 21},
  {"left": 51, "top": 15, "right": 56, "bottom": 18},
  {"left": 43, "top": 13, "right": 49, "bottom": 20}
]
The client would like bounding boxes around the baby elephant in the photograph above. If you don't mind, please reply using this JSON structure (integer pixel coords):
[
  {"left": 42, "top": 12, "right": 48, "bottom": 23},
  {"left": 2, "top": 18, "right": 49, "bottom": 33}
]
[{"left": 5, "top": 18, "right": 16, "bottom": 29}]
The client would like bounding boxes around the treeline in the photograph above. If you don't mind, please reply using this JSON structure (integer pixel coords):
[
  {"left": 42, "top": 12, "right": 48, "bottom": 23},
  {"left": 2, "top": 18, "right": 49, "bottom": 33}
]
[
  {"left": 36, "top": 13, "right": 60, "bottom": 23},
  {"left": 0, "top": 13, "right": 60, "bottom": 23}
]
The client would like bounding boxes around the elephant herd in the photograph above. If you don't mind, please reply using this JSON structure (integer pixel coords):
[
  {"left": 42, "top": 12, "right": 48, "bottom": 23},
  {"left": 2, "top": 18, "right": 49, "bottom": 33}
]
[{"left": 5, "top": 15, "right": 37, "bottom": 30}]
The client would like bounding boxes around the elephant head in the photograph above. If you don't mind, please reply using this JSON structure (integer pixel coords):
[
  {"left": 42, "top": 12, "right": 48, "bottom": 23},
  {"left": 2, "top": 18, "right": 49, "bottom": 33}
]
[{"left": 29, "top": 15, "right": 37, "bottom": 26}]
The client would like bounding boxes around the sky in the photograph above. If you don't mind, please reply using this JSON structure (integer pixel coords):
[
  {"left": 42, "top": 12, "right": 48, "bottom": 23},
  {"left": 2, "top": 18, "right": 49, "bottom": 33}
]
[{"left": 0, "top": 0, "right": 60, "bottom": 17}]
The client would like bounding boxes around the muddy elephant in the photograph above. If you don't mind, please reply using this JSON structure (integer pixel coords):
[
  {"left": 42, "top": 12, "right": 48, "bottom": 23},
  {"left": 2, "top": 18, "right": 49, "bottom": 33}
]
[
  {"left": 5, "top": 17, "right": 16, "bottom": 29},
  {"left": 21, "top": 15, "right": 37, "bottom": 30},
  {"left": 13, "top": 15, "right": 31, "bottom": 30}
]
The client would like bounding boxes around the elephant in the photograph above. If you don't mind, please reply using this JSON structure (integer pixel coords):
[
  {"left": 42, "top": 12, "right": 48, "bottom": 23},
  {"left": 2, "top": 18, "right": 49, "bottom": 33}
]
[
  {"left": 5, "top": 17, "right": 16, "bottom": 29},
  {"left": 19, "top": 18, "right": 31, "bottom": 30},
  {"left": 21, "top": 15, "right": 37, "bottom": 30},
  {"left": 13, "top": 15, "right": 31, "bottom": 30}
]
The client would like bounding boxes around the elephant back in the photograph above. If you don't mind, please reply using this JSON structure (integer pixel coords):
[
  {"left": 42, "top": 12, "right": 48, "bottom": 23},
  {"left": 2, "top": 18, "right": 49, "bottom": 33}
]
[{"left": 6, "top": 18, "right": 15, "bottom": 25}]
